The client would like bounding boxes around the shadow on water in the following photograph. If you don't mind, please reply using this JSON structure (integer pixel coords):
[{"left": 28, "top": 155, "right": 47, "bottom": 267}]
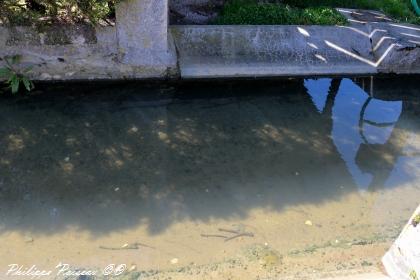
[{"left": 0, "top": 76, "right": 418, "bottom": 236}]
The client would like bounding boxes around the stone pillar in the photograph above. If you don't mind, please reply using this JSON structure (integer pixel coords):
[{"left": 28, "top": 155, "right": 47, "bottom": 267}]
[{"left": 115, "top": 0, "right": 176, "bottom": 69}]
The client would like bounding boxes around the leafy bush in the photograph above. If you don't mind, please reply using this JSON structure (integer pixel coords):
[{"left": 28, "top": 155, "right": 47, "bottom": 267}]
[
  {"left": 215, "top": 0, "right": 419, "bottom": 25},
  {"left": 283, "top": 0, "right": 420, "bottom": 24},
  {"left": 0, "top": 0, "right": 117, "bottom": 25},
  {"left": 214, "top": 0, "right": 347, "bottom": 25}
]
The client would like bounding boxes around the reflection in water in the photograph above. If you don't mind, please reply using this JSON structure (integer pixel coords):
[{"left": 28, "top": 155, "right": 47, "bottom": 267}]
[
  {"left": 0, "top": 77, "right": 419, "bottom": 279},
  {"left": 305, "top": 78, "right": 416, "bottom": 191},
  {"left": 304, "top": 78, "right": 332, "bottom": 113}
]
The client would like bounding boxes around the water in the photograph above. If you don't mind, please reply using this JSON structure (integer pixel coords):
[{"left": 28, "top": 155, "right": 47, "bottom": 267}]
[{"left": 0, "top": 77, "right": 419, "bottom": 279}]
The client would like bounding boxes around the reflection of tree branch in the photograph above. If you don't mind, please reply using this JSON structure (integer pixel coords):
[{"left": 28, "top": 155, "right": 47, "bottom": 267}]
[
  {"left": 356, "top": 100, "right": 410, "bottom": 191},
  {"left": 362, "top": 119, "right": 398, "bottom": 127},
  {"left": 323, "top": 78, "right": 342, "bottom": 118},
  {"left": 358, "top": 97, "right": 372, "bottom": 144}
]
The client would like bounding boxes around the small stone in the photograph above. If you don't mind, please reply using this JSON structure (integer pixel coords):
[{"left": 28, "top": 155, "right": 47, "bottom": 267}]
[
  {"left": 170, "top": 258, "right": 179, "bottom": 264},
  {"left": 129, "top": 265, "right": 136, "bottom": 271},
  {"left": 40, "top": 73, "right": 52, "bottom": 80},
  {"left": 24, "top": 236, "right": 33, "bottom": 243},
  {"left": 305, "top": 220, "right": 313, "bottom": 226},
  {"left": 114, "top": 187, "right": 120, "bottom": 192},
  {"left": 64, "top": 157, "right": 70, "bottom": 162},
  {"left": 65, "top": 72, "right": 75, "bottom": 77},
  {"left": 158, "top": 132, "right": 169, "bottom": 141}
]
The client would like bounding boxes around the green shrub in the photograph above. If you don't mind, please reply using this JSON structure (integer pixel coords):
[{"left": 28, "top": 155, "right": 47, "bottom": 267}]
[
  {"left": 0, "top": 0, "right": 117, "bottom": 25},
  {"left": 215, "top": 0, "right": 419, "bottom": 25},
  {"left": 282, "top": 0, "right": 420, "bottom": 24},
  {"left": 214, "top": 0, "right": 347, "bottom": 25}
]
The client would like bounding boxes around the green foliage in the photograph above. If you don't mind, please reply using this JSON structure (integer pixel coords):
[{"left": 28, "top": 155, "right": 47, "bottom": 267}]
[
  {"left": 0, "top": 0, "right": 118, "bottom": 25},
  {"left": 412, "top": 214, "right": 420, "bottom": 227},
  {"left": 215, "top": 0, "right": 419, "bottom": 25},
  {"left": 214, "top": 0, "right": 347, "bottom": 25},
  {"left": 410, "top": 270, "right": 418, "bottom": 280},
  {"left": 283, "top": 0, "right": 420, "bottom": 24},
  {"left": 0, "top": 55, "right": 34, "bottom": 94}
]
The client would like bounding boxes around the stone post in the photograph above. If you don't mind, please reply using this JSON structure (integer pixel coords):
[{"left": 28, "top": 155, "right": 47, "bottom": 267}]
[{"left": 115, "top": 0, "right": 176, "bottom": 70}]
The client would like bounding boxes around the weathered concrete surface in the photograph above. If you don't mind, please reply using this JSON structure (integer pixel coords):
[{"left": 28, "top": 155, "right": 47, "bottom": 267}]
[
  {"left": 383, "top": 205, "right": 420, "bottom": 280},
  {"left": 171, "top": 25, "right": 377, "bottom": 78},
  {"left": 116, "top": 0, "right": 177, "bottom": 70},
  {"left": 0, "top": 7, "right": 419, "bottom": 81},
  {"left": 171, "top": 9, "right": 419, "bottom": 78},
  {"left": 372, "top": 22, "right": 420, "bottom": 74},
  {"left": 0, "top": 0, "right": 177, "bottom": 81},
  {"left": 337, "top": 8, "right": 420, "bottom": 74},
  {"left": 0, "top": 25, "right": 175, "bottom": 81}
]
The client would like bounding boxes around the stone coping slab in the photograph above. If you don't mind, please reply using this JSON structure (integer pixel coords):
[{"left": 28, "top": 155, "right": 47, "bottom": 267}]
[{"left": 171, "top": 22, "right": 419, "bottom": 78}]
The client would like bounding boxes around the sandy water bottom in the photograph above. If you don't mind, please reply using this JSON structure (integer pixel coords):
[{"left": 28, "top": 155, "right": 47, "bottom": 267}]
[{"left": 0, "top": 77, "right": 419, "bottom": 279}]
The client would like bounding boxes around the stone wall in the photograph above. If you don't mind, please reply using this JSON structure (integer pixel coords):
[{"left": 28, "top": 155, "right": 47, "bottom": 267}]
[
  {"left": 0, "top": 0, "right": 177, "bottom": 81},
  {"left": 0, "top": 4, "right": 419, "bottom": 81}
]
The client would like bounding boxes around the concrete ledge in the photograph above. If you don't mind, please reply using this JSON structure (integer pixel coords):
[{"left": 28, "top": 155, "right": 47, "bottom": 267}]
[
  {"left": 0, "top": 12, "right": 419, "bottom": 81},
  {"left": 171, "top": 25, "right": 377, "bottom": 78},
  {"left": 171, "top": 23, "right": 419, "bottom": 79},
  {"left": 0, "top": 25, "right": 176, "bottom": 81},
  {"left": 170, "top": 64, "right": 375, "bottom": 78},
  {"left": 0, "top": 0, "right": 177, "bottom": 81}
]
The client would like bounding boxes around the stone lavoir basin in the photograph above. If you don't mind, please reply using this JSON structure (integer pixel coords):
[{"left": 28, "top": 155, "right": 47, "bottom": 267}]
[{"left": 0, "top": 76, "right": 419, "bottom": 280}]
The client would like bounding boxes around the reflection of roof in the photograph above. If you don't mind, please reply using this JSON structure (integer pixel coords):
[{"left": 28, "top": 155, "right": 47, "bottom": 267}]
[
  {"left": 364, "top": 99, "right": 402, "bottom": 124},
  {"left": 362, "top": 98, "right": 402, "bottom": 145},
  {"left": 305, "top": 78, "right": 406, "bottom": 191}
]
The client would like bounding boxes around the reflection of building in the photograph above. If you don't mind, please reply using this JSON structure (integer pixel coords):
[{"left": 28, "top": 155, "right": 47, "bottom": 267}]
[{"left": 304, "top": 78, "right": 419, "bottom": 191}]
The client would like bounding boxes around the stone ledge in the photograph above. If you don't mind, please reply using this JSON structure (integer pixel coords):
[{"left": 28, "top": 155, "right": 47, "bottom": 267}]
[
  {"left": 0, "top": 24, "right": 177, "bottom": 81},
  {"left": 0, "top": 15, "right": 419, "bottom": 81},
  {"left": 171, "top": 22, "right": 420, "bottom": 79}
]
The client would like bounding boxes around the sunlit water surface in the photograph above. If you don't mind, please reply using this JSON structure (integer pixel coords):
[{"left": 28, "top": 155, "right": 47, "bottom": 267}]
[{"left": 0, "top": 77, "right": 419, "bottom": 279}]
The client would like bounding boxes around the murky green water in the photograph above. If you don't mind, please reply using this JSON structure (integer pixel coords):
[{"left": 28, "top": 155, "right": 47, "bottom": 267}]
[{"left": 0, "top": 77, "right": 419, "bottom": 279}]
